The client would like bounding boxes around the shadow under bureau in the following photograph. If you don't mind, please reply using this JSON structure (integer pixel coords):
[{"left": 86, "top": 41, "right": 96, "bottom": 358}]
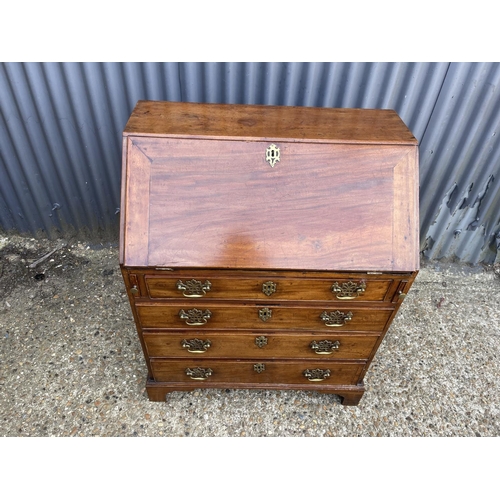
[{"left": 119, "top": 100, "right": 419, "bottom": 406}]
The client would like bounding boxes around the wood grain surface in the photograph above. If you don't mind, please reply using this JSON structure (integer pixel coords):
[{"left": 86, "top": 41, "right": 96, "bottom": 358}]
[
  {"left": 124, "top": 100, "right": 418, "bottom": 145},
  {"left": 143, "top": 331, "right": 379, "bottom": 359},
  {"left": 122, "top": 137, "right": 418, "bottom": 271},
  {"left": 144, "top": 275, "right": 395, "bottom": 302},
  {"left": 136, "top": 302, "right": 394, "bottom": 331},
  {"left": 150, "top": 359, "right": 365, "bottom": 385}
]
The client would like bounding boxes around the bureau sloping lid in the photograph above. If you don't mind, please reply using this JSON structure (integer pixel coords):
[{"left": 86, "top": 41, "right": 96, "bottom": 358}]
[{"left": 120, "top": 134, "right": 419, "bottom": 272}]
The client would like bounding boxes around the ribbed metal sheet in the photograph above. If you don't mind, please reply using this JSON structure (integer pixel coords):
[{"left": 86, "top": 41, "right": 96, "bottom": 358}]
[
  {"left": 420, "top": 63, "right": 500, "bottom": 264},
  {"left": 1, "top": 62, "right": 499, "bottom": 264}
]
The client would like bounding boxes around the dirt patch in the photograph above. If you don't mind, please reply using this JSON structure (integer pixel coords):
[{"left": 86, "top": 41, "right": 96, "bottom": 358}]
[
  {"left": 0, "top": 235, "right": 119, "bottom": 311},
  {"left": 1, "top": 237, "right": 81, "bottom": 290}
]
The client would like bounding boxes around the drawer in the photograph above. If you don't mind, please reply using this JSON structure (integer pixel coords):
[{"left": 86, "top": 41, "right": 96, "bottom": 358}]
[
  {"left": 144, "top": 274, "right": 398, "bottom": 302},
  {"left": 136, "top": 303, "right": 393, "bottom": 331},
  {"left": 143, "top": 331, "right": 379, "bottom": 360},
  {"left": 150, "top": 359, "right": 365, "bottom": 385}
]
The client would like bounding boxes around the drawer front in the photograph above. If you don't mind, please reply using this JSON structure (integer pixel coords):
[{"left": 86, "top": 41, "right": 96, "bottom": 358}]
[
  {"left": 136, "top": 303, "right": 393, "bottom": 331},
  {"left": 150, "top": 359, "right": 364, "bottom": 385},
  {"left": 143, "top": 331, "right": 379, "bottom": 359},
  {"left": 145, "top": 275, "right": 395, "bottom": 302}
]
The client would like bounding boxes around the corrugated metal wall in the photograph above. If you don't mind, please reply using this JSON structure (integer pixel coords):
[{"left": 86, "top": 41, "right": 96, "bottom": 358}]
[{"left": 1, "top": 62, "right": 499, "bottom": 264}]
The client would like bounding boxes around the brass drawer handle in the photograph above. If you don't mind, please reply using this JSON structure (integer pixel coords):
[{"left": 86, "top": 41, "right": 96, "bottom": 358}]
[
  {"left": 331, "top": 280, "right": 366, "bottom": 299},
  {"left": 185, "top": 367, "right": 213, "bottom": 380},
  {"left": 255, "top": 335, "right": 268, "bottom": 348},
  {"left": 254, "top": 363, "right": 266, "bottom": 373},
  {"left": 130, "top": 285, "right": 139, "bottom": 296},
  {"left": 262, "top": 281, "right": 277, "bottom": 296},
  {"left": 177, "top": 279, "right": 212, "bottom": 297},
  {"left": 303, "top": 368, "right": 331, "bottom": 382},
  {"left": 310, "top": 340, "right": 340, "bottom": 355},
  {"left": 258, "top": 307, "right": 272, "bottom": 322},
  {"left": 320, "top": 310, "right": 352, "bottom": 327},
  {"left": 179, "top": 308, "right": 212, "bottom": 326},
  {"left": 181, "top": 338, "right": 212, "bottom": 353}
]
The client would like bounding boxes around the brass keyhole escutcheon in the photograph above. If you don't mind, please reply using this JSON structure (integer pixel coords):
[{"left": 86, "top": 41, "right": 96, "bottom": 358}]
[
  {"left": 265, "top": 144, "right": 280, "bottom": 168},
  {"left": 255, "top": 335, "right": 268, "bottom": 348},
  {"left": 259, "top": 307, "right": 272, "bottom": 322},
  {"left": 262, "top": 281, "right": 277, "bottom": 296},
  {"left": 253, "top": 363, "right": 266, "bottom": 373}
]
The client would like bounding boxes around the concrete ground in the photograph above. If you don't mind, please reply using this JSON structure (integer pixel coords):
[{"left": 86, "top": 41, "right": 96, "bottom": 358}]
[{"left": 1, "top": 233, "right": 499, "bottom": 437}]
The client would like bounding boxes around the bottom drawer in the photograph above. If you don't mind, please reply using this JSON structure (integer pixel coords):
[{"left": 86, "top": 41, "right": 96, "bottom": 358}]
[{"left": 150, "top": 359, "right": 364, "bottom": 385}]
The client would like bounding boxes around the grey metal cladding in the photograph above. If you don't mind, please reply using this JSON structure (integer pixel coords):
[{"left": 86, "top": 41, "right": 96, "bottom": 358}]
[
  {"left": 419, "top": 63, "right": 500, "bottom": 264},
  {"left": 0, "top": 62, "right": 499, "bottom": 264}
]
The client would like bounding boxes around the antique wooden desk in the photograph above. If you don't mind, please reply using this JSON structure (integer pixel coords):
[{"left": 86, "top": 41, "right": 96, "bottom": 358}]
[{"left": 119, "top": 100, "right": 419, "bottom": 405}]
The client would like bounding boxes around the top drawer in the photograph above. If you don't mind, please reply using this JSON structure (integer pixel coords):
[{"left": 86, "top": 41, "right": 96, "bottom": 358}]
[{"left": 141, "top": 273, "right": 405, "bottom": 302}]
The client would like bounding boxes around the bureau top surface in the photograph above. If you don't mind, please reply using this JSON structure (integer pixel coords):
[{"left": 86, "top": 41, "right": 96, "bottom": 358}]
[
  {"left": 124, "top": 100, "right": 418, "bottom": 145},
  {"left": 120, "top": 102, "right": 419, "bottom": 272}
]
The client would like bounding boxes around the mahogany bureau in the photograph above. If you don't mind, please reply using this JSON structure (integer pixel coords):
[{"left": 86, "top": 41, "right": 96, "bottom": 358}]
[{"left": 119, "top": 100, "right": 419, "bottom": 406}]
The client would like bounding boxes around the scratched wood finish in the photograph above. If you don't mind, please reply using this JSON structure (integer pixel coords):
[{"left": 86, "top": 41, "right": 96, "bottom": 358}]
[
  {"left": 136, "top": 303, "right": 393, "bottom": 331},
  {"left": 150, "top": 359, "right": 365, "bottom": 385},
  {"left": 143, "top": 331, "right": 379, "bottom": 360},
  {"left": 145, "top": 275, "right": 397, "bottom": 302},
  {"left": 124, "top": 100, "right": 418, "bottom": 145}
]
